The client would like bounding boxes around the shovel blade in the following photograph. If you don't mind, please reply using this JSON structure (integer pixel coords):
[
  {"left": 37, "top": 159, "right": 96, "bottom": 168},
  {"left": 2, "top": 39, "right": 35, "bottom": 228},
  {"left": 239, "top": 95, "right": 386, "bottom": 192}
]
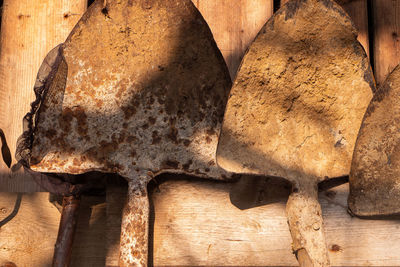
[
  {"left": 17, "top": 0, "right": 232, "bottom": 181},
  {"left": 216, "top": 0, "right": 374, "bottom": 184},
  {"left": 349, "top": 65, "right": 400, "bottom": 217}
]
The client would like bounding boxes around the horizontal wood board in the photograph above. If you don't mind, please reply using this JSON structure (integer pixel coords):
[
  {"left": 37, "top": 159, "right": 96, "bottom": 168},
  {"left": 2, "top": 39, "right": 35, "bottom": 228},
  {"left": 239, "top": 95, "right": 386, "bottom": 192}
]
[{"left": 1, "top": 181, "right": 400, "bottom": 266}]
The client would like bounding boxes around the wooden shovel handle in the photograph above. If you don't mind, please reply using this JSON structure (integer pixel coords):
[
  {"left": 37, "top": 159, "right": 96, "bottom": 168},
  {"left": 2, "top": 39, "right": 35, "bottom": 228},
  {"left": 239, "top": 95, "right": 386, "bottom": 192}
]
[
  {"left": 52, "top": 195, "right": 80, "bottom": 267},
  {"left": 286, "top": 183, "right": 329, "bottom": 266},
  {"left": 119, "top": 181, "right": 149, "bottom": 267}
]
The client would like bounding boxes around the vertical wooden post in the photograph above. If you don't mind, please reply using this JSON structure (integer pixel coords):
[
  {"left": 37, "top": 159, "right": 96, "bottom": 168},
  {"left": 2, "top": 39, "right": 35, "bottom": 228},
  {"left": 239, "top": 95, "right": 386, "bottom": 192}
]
[
  {"left": 372, "top": 0, "right": 400, "bottom": 84},
  {"left": 194, "top": 0, "right": 274, "bottom": 78},
  {"left": 340, "top": 0, "right": 369, "bottom": 57},
  {"left": 106, "top": 179, "right": 127, "bottom": 267},
  {"left": 0, "top": 0, "right": 87, "bottom": 191}
]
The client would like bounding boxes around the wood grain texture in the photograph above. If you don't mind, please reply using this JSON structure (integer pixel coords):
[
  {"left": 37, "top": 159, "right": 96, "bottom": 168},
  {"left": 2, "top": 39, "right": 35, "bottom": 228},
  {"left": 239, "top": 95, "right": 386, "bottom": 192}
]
[
  {"left": 2, "top": 181, "right": 400, "bottom": 266},
  {"left": 70, "top": 196, "right": 107, "bottom": 267},
  {"left": 340, "top": 0, "right": 369, "bottom": 56},
  {"left": 106, "top": 183, "right": 127, "bottom": 267},
  {"left": 372, "top": 0, "right": 400, "bottom": 84},
  {"left": 0, "top": 193, "right": 59, "bottom": 266},
  {"left": 103, "top": 177, "right": 400, "bottom": 266},
  {"left": 0, "top": 193, "right": 106, "bottom": 267},
  {"left": 193, "top": 0, "right": 274, "bottom": 78},
  {"left": 0, "top": 0, "right": 87, "bottom": 192}
]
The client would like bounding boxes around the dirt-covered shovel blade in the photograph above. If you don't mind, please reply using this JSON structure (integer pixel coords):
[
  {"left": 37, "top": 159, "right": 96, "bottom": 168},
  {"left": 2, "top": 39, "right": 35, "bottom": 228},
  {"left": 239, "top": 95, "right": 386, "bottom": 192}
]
[
  {"left": 349, "top": 65, "right": 400, "bottom": 217},
  {"left": 16, "top": 0, "right": 233, "bottom": 266},
  {"left": 216, "top": 0, "right": 374, "bottom": 265}
]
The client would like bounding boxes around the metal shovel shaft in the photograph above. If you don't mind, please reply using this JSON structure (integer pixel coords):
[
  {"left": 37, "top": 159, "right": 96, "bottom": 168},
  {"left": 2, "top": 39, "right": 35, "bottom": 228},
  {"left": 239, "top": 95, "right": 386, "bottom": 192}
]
[
  {"left": 119, "top": 181, "right": 149, "bottom": 267},
  {"left": 52, "top": 195, "right": 80, "bottom": 267}
]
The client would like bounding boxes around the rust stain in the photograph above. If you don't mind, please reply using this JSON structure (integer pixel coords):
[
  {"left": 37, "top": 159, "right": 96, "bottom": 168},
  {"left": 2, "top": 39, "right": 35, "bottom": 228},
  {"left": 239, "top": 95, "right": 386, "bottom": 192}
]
[
  {"left": 182, "top": 160, "right": 193, "bottom": 170},
  {"left": 151, "top": 130, "right": 161, "bottom": 144},
  {"left": 45, "top": 129, "right": 57, "bottom": 139},
  {"left": 329, "top": 244, "right": 341, "bottom": 252},
  {"left": 95, "top": 99, "right": 103, "bottom": 108},
  {"left": 73, "top": 158, "right": 80, "bottom": 166},
  {"left": 163, "top": 160, "right": 179, "bottom": 169},
  {"left": 167, "top": 118, "right": 179, "bottom": 144},
  {"left": 120, "top": 100, "right": 138, "bottom": 119},
  {"left": 206, "top": 129, "right": 216, "bottom": 136},
  {"left": 183, "top": 139, "right": 191, "bottom": 147},
  {"left": 126, "top": 136, "right": 137, "bottom": 143},
  {"left": 148, "top": 116, "right": 156, "bottom": 125}
]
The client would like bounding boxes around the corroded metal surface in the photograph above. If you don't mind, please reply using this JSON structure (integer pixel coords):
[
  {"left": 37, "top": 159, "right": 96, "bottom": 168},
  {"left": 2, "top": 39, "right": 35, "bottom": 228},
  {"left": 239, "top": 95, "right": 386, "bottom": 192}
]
[
  {"left": 120, "top": 180, "right": 149, "bottom": 266},
  {"left": 349, "top": 64, "right": 400, "bottom": 217},
  {"left": 53, "top": 196, "right": 80, "bottom": 267},
  {"left": 20, "top": 0, "right": 232, "bottom": 181},
  {"left": 216, "top": 0, "right": 374, "bottom": 266},
  {"left": 16, "top": 0, "right": 232, "bottom": 266}
]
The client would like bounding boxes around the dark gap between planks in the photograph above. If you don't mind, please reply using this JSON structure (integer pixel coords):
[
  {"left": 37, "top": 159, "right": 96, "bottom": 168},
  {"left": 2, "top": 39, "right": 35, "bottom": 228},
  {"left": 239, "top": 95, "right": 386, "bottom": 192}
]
[
  {"left": 88, "top": 0, "right": 95, "bottom": 8},
  {"left": 0, "top": 0, "right": 3, "bottom": 29},
  {"left": 367, "top": 0, "right": 376, "bottom": 75}
]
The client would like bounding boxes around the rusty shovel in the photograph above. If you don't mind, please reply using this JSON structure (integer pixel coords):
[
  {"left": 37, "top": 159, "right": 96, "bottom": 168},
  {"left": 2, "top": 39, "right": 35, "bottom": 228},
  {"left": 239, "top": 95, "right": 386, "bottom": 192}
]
[
  {"left": 216, "top": 0, "right": 374, "bottom": 265},
  {"left": 348, "top": 64, "right": 400, "bottom": 217},
  {"left": 16, "top": 0, "right": 233, "bottom": 266}
]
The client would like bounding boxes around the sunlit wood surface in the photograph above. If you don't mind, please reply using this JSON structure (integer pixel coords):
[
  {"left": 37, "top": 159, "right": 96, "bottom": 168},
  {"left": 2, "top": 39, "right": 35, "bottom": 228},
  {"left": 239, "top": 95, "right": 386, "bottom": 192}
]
[{"left": 2, "top": 0, "right": 400, "bottom": 266}]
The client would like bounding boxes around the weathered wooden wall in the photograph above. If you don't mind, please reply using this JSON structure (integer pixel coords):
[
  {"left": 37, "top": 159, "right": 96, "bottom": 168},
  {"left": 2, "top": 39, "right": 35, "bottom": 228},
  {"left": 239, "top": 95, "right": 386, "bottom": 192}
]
[
  {"left": 2, "top": 181, "right": 400, "bottom": 266},
  {"left": 1, "top": 0, "right": 400, "bottom": 266},
  {"left": 372, "top": 0, "right": 400, "bottom": 84},
  {"left": 0, "top": 0, "right": 87, "bottom": 192},
  {"left": 0, "top": 193, "right": 107, "bottom": 267},
  {"left": 194, "top": 0, "right": 273, "bottom": 78}
]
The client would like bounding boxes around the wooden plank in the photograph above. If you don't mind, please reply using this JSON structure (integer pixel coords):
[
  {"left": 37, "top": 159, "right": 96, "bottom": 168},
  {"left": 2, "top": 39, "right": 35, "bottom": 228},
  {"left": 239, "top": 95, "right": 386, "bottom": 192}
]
[
  {"left": 1, "top": 181, "right": 400, "bottom": 266},
  {"left": 340, "top": 0, "right": 369, "bottom": 56},
  {"left": 0, "top": 193, "right": 59, "bottom": 266},
  {"left": 70, "top": 196, "right": 107, "bottom": 267},
  {"left": 0, "top": 193, "right": 106, "bottom": 267},
  {"left": 106, "top": 181, "right": 127, "bottom": 267},
  {"left": 193, "top": 0, "right": 274, "bottom": 78},
  {"left": 103, "top": 177, "right": 400, "bottom": 266},
  {"left": 0, "top": 0, "right": 87, "bottom": 192},
  {"left": 372, "top": 0, "right": 400, "bottom": 84},
  {"left": 151, "top": 177, "right": 295, "bottom": 266}
]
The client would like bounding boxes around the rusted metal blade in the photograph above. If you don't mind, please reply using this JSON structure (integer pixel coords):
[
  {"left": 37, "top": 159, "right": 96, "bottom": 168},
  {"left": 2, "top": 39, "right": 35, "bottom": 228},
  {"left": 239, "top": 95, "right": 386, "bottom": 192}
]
[
  {"left": 349, "top": 64, "right": 400, "bottom": 217},
  {"left": 17, "top": 0, "right": 232, "bottom": 183},
  {"left": 17, "top": 0, "right": 233, "bottom": 266}
]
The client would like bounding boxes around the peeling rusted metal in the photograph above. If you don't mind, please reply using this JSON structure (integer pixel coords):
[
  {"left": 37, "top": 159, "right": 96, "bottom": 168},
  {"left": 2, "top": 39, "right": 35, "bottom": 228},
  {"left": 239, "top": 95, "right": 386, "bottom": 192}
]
[
  {"left": 216, "top": 0, "right": 374, "bottom": 266},
  {"left": 16, "top": 0, "right": 233, "bottom": 266}
]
